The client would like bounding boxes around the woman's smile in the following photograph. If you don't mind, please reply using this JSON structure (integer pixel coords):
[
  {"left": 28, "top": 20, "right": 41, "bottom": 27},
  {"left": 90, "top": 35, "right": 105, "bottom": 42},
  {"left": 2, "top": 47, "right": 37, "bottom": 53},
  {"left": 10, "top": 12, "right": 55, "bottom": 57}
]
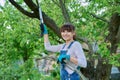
[{"left": 61, "top": 30, "right": 75, "bottom": 42}]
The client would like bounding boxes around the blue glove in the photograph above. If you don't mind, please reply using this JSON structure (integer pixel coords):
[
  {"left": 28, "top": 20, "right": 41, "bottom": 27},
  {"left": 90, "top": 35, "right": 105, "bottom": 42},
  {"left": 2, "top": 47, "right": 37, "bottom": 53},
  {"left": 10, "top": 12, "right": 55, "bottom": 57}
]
[
  {"left": 40, "top": 23, "right": 48, "bottom": 34},
  {"left": 57, "top": 54, "right": 70, "bottom": 63}
]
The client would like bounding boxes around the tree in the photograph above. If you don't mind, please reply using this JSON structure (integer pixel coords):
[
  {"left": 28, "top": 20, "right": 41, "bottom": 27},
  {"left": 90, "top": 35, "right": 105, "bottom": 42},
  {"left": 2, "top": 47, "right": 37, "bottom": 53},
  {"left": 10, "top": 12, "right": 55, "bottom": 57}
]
[
  {"left": 6, "top": 0, "right": 120, "bottom": 80},
  {"left": 0, "top": 2, "right": 45, "bottom": 80}
]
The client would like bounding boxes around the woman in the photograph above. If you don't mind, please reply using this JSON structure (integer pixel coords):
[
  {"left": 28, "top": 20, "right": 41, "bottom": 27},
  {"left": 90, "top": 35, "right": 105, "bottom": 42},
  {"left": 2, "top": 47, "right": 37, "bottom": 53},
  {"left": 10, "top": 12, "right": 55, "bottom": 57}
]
[{"left": 42, "top": 23, "right": 87, "bottom": 80}]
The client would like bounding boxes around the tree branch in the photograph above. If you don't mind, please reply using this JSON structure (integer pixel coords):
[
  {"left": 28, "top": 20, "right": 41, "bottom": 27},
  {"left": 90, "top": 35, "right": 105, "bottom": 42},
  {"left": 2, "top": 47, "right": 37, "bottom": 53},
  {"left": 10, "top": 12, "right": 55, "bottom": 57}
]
[
  {"left": 9, "top": 0, "right": 61, "bottom": 37},
  {"left": 52, "top": 0, "right": 60, "bottom": 8},
  {"left": 90, "top": 13, "right": 109, "bottom": 23},
  {"left": 42, "top": 12, "right": 61, "bottom": 37},
  {"left": 59, "top": 0, "right": 71, "bottom": 22},
  {"left": 9, "top": 0, "right": 37, "bottom": 18},
  {"left": 24, "top": 0, "right": 38, "bottom": 12},
  {"left": 116, "top": 25, "right": 120, "bottom": 43},
  {"left": 8, "top": 0, "right": 90, "bottom": 45}
]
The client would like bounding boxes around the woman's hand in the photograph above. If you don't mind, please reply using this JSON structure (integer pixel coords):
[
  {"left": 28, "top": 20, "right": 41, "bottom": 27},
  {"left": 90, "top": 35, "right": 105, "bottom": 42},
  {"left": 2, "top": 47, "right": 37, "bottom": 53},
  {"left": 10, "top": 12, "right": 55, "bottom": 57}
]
[{"left": 40, "top": 23, "right": 48, "bottom": 34}]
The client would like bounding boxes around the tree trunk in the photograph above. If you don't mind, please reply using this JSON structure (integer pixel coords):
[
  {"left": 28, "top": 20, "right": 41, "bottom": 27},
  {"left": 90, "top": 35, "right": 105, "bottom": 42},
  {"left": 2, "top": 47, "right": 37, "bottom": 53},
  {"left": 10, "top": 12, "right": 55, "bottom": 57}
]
[
  {"left": 95, "top": 58, "right": 112, "bottom": 80},
  {"left": 107, "top": 13, "right": 120, "bottom": 54},
  {"left": 94, "top": 12, "right": 120, "bottom": 80},
  {"left": 87, "top": 12, "right": 120, "bottom": 80}
]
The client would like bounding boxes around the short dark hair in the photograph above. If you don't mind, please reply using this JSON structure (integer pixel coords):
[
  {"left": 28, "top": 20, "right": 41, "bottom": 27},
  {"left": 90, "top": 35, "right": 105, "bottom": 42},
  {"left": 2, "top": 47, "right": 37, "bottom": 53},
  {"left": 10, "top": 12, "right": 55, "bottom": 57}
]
[
  {"left": 60, "top": 23, "right": 75, "bottom": 32},
  {"left": 60, "top": 23, "right": 76, "bottom": 40}
]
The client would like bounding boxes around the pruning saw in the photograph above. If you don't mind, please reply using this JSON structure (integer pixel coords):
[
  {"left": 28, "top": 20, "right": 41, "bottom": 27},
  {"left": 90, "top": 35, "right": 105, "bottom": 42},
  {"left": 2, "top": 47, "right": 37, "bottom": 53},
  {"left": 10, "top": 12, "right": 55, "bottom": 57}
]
[{"left": 36, "top": 0, "right": 44, "bottom": 37}]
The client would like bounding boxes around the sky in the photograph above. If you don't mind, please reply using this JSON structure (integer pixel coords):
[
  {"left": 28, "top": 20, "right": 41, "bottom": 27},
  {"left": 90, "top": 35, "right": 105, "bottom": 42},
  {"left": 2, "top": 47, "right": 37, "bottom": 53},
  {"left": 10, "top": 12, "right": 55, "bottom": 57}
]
[
  {"left": 0, "top": 0, "right": 105, "bottom": 15},
  {"left": 0, "top": 0, "right": 5, "bottom": 7}
]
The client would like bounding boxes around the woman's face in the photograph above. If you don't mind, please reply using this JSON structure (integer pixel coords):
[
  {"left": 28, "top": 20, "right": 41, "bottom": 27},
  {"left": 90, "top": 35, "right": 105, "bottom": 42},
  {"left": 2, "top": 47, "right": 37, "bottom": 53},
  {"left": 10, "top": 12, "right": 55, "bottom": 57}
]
[{"left": 61, "top": 30, "right": 75, "bottom": 41}]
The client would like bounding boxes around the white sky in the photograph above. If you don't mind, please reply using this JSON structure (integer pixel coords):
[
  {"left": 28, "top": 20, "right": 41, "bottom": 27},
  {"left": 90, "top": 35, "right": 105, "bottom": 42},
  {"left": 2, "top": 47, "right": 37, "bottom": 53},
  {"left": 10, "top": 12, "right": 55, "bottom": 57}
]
[
  {"left": 0, "top": 0, "right": 5, "bottom": 7},
  {"left": 79, "top": 0, "right": 89, "bottom": 7},
  {"left": 0, "top": 0, "right": 105, "bottom": 15}
]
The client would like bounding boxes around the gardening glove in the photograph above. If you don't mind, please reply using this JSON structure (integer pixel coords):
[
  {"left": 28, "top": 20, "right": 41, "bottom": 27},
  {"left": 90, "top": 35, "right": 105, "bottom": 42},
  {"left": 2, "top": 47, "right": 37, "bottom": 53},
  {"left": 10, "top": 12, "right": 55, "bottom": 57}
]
[
  {"left": 40, "top": 23, "right": 48, "bottom": 35},
  {"left": 57, "top": 54, "right": 70, "bottom": 63}
]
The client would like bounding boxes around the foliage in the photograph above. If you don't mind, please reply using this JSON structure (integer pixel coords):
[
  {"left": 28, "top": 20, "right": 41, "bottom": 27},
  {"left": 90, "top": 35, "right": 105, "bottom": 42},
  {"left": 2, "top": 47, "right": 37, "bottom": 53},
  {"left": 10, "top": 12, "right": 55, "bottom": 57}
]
[
  {"left": 0, "top": 2, "right": 56, "bottom": 80},
  {"left": 109, "top": 54, "right": 120, "bottom": 66},
  {"left": 68, "top": 0, "right": 120, "bottom": 67},
  {"left": 0, "top": 0, "right": 120, "bottom": 80}
]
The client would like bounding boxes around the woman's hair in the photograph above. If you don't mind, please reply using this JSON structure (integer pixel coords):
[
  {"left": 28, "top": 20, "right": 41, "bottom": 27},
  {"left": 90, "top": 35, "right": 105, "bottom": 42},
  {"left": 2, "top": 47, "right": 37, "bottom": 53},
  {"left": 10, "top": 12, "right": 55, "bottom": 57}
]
[
  {"left": 60, "top": 23, "right": 76, "bottom": 40},
  {"left": 60, "top": 23, "right": 75, "bottom": 32}
]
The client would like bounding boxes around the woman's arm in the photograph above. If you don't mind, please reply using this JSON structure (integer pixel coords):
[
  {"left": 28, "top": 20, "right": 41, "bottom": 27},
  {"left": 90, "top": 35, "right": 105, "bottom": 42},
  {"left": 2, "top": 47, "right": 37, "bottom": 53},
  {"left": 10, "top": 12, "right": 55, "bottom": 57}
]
[
  {"left": 70, "top": 57, "right": 78, "bottom": 65},
  {"left": 71, "top": 42, "right": 87, "bottom": 68},
  {"left": 43, "top": 24, "right": 63, "bottom": 52},
  {"left": 44, "top": 35, "right": 63, "bottom": 52},
  {"left": 44, "top": 34, "right": 49, "bottom": 43}
]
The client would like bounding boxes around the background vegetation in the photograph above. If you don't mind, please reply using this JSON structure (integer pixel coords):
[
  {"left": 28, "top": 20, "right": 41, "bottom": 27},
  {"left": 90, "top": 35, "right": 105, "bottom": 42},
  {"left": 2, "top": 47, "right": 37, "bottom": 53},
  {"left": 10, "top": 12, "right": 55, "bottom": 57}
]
[{"left": 0, "top": 0, "right": 120, "bottom": 80}]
